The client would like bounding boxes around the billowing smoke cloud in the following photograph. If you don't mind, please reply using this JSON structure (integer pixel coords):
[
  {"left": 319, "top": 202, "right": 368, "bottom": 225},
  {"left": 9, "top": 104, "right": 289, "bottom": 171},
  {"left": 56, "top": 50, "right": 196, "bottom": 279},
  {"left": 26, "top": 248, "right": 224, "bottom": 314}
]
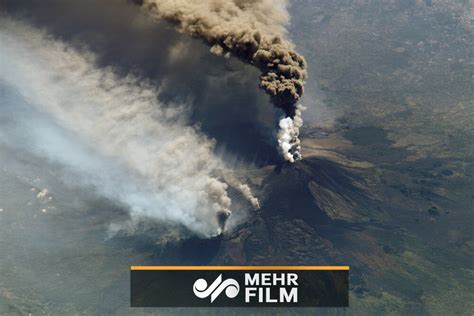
[
  {"left": 134, "top": 0, "right": 308, "bottom": 162},
  {"left": 1, "top": 0, "right": 281, "bottom": 166},
  {"left": 0, "top": 17, "right": 258, "bottom": 236}
]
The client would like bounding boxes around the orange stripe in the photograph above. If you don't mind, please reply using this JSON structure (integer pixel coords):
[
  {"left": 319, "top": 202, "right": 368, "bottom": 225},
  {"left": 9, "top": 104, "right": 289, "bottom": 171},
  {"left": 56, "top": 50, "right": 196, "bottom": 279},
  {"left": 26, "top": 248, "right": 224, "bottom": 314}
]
[{"left": 130, "top": 266, "right": 349, "bottom": 271}]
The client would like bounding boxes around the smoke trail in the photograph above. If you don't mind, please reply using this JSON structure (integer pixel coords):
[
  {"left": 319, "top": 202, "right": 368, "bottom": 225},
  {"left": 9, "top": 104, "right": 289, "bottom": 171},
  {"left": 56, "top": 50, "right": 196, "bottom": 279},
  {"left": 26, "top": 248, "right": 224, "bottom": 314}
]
[
  {"left": 134, "top": 0, "right": 308, "bottom": 162},
  {"left": 222, "top": 173, "right": 260, "bottom": 210},
  {"left": 0, "top": 17, "right": 258, "bottom": 236}
]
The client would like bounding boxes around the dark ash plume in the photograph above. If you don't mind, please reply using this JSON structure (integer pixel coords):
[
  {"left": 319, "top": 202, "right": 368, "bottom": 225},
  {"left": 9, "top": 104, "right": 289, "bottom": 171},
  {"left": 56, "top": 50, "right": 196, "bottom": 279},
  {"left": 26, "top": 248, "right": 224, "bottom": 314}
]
[{"left": 134, "top": 0, "right": 308, "bottom": 161}]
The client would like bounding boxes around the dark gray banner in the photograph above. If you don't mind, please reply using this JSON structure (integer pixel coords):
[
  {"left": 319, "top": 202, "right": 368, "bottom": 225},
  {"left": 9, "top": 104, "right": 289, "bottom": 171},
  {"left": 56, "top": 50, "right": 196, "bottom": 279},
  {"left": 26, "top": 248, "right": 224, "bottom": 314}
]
[{"left": 130, "top": 266, "right": 349, "bottom": 307}]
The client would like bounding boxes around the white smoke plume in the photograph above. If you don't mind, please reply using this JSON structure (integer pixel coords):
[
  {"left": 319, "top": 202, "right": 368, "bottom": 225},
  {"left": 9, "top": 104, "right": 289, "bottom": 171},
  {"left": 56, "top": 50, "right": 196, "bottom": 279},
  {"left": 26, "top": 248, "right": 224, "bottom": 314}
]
[
  {"left": 134, "top": 0, "right": 308, "bottom": 162},
  {"left": 0, "top": 17, "right": 256, "bottom": 236},
  {"left": 277, "top": 104, "right": 305, "bottom": 162}
]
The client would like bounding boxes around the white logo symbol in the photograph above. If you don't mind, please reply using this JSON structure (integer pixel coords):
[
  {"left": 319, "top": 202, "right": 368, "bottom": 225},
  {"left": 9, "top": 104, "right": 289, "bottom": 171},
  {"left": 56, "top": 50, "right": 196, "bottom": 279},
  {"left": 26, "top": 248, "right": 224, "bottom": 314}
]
[{"left": 193, "top": 274, "right": 240, "bottom": 302}]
